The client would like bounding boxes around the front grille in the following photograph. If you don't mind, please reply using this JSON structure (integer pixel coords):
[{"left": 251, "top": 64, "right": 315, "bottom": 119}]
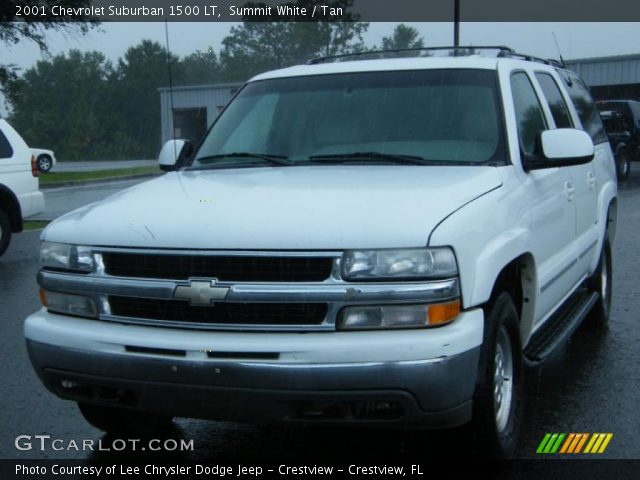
[
  {"left": 108, "top": 296, "right": 327, "bottom": 326},
  {"left": 101, "top": 253, "right": 334, "bottom": 282}
]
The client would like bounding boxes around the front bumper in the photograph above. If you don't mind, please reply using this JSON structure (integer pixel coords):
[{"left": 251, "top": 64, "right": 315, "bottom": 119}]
[{"left": 24, "top": 309, "right": 484, "bottom": 428}]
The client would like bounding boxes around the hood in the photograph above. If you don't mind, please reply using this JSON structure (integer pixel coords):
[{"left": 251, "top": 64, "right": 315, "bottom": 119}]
[{"left": 44, "top": 166, "right": 502, "bottom": 250}]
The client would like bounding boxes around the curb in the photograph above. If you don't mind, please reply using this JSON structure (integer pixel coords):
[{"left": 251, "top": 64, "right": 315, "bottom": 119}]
[{"left": 39, "top": 173, "right": 162, "bottom": 190}]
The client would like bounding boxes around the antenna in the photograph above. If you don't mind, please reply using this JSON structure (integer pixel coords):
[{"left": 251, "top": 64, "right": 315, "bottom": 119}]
[
  {"left": 552, "top": 32, "right": 566, "bottom": 67},
  {"left": 164, "top": 20, "right": 178, "bottom": 160},
  {"left": 453, "top": 0, "right": 460, "bottom": 48}
]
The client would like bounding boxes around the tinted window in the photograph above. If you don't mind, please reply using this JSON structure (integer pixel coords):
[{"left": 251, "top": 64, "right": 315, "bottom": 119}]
[
  {"left": 511, "top": 72, "right": 547, "bottom": 156},
  {"left": 0, "top": 130, "right": 13, "bottom": 159},
  {"left": 193, "top": 69, "right": 506, "bottom": 167},
  {"left": 535, "top": 73, "right": 573, "bottom": 128},
  {"left": 565, "top": 74, "right": 608, "bottom": 144}
]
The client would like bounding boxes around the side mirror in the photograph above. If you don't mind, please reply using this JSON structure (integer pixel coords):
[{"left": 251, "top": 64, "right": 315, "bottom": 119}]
[
  {"left": 524, "top": 129, "right": 594, "bottom": 171},
  {"left": 158, "top": 139, "right": 194, "bottom": 172}
]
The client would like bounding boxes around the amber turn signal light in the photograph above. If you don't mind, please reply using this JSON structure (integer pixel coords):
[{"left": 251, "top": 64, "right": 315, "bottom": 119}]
[{"left": 427, "top": 300, "right": 461, "bottom": 326}]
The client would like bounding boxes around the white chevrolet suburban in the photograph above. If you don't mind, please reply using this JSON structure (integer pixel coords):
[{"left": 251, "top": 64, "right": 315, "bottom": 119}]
[
  {"left": 24, "top": 47, "right": 617, "bottom": 458},
  {"left": 0, "top": 119, "right": 45, "bottom": 256}
]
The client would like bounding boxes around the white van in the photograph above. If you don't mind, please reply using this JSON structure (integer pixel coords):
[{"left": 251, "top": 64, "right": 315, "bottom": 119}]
[{"left": 0, "top": 119, "right": 45, "bottom": 256}]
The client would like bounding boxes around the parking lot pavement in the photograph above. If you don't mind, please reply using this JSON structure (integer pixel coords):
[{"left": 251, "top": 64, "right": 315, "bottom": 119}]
[{"left": 52, "top": 159, "right": 156, "bottom": 172}]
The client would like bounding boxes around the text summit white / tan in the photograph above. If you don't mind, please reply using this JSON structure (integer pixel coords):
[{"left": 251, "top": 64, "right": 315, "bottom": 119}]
[{"left": 24, "top": 49, "right": 617, "bottom": 458}]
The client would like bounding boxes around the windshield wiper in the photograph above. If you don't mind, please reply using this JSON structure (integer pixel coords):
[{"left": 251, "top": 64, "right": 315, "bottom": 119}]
[
  {"left": 307, "top": 152, "right": 436, "bottom": 165},
  {"left": 196, "top": 152, "right": 292, "bottom": 167}
]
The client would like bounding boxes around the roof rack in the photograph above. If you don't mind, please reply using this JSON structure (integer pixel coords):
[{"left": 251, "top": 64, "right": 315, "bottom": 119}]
[
  {"left": 499, "top": 51, "right": 565, "bottom": 68},
  {"left": 306, "top": 46, "right": 564, "bottom": 68}
]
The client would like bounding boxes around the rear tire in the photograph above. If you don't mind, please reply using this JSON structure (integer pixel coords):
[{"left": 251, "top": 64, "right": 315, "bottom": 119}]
[
  {"left": 0, "top": 209, "right": 12, "bottom": 257},
  {"left": 37, "top": 155, "right": 53, "bottom": 172},
  {"left": 77, "top": 402, "right": 173, "bottom": 435},
  {"left": 615, "top": 151, "right": 630, "bottom": 181},
  {"left": 587, "top": 238, "right": 612, "bottom": 326},
  {"left": 471, "top": 292, "right": 524, "bottom": 458}
]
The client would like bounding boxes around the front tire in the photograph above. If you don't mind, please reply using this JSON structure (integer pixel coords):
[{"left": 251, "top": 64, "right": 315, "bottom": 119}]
[
  {"left": 37, "top": 155, "right": 53, "bottom": 172},
  {"left": 587, "top": 239, "right": 613, "bottom": 326},
  {"left": 471, "top": 292, "right": 524, "bottom": 458},
  {"left": 0, "top": 209, "right": 12, "bottom": 257},
  {"left": 77, "top": 402, "right": 173, "bottom": 435}
]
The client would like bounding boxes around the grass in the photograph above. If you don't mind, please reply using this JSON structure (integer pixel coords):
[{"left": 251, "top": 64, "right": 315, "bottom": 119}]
[
  {"left": 23, "top": 220, "right": 50, "bottom": 230},
  {"left": 39, "top": 166, "right": 161, "bottom": 185}
]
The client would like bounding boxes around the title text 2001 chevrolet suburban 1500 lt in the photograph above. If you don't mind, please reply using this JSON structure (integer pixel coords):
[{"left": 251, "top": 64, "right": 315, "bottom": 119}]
[{"left": 24, "top": 47, "right": 617, "bottom": 458}]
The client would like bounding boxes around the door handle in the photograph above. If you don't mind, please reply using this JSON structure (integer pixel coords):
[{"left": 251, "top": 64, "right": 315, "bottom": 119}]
[
  {"left": 565, "top": 181, "right": 575, "bottom": 201},
  {"left": 587, "top": 171, "right": 597, "bottom": 189}
]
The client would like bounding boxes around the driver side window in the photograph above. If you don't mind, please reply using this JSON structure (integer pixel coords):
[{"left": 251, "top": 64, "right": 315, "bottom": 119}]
[{"left": 511, "top": 72, "right": 547, "bottom": 157}]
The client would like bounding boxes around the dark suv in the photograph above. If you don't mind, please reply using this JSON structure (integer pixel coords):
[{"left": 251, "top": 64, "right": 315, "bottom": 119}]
[{"left": 597, "top": 100, "right": 640, "bottom": 180}]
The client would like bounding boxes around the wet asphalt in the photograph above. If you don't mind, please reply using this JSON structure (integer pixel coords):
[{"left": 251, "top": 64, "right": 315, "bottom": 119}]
[{"left": 1, "top": 167, "right": 639, "bottom": 469}]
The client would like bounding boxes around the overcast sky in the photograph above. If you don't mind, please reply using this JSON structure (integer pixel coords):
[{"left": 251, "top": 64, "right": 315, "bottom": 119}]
[{"left": 2, "top": 22, "right": 639, "bottom": 115}]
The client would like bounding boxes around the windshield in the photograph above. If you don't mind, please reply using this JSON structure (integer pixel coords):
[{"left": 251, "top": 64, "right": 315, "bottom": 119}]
[{"left": 190, "top": 69, "right": 506, "bottom": 169}]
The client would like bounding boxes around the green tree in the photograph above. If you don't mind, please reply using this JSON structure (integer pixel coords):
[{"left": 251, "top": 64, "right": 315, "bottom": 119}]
[
  {"left": 110, "top": 40, "right": 180, "bottom": 158},
  {"left": 380, "top": 24, "right": 425, "bottom": 51},
  {"left": 179, "top": 48, "right": 223, "bottom": 85},
  {"left": 6, "top": 50, "right": 114, "bottom": 160},
  {"left": 219, "top": 0, "right": 368, "bottom": 81},
  {"left": 0, "top": 1, "right": 98, "bottom": 95}
]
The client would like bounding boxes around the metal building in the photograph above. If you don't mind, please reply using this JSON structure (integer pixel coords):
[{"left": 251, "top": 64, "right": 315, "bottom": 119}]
[
  {"left": 565, "top": 53, "right": 640, "bottom": 100},
  {"left": 159, "top": 83, "right": 242, "bottom": 144},
  {"left": 158, "top": 53, "right": 640, "bottom": 146}
]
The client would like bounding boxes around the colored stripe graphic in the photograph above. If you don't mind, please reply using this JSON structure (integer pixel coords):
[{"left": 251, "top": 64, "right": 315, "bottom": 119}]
[
  {"left": 560, "top": 433, "right": 575, "bottom": 453},
  {"left": 574, "top": 433, "right": 589, "bottom": 453},
  {"left": 550, "top": 433, "right": 565, "bottom": 453},
  {"left": 567, "top": 433, "right": 583, "bottom": 453},
  {"left": 584, "top": 433, "right": 599, "bottom": 453},
  {"left": 598, "top": 433, "right": 614, "bottom": 453},
  {"left": 536, "top": 433, "right": 552, "bottom": 453},
  {"left": 537, "top": 433, "right": 566, "bottom": 453},
  {"left": 538, "top": 433, "right": 613, "bottom": 454}
]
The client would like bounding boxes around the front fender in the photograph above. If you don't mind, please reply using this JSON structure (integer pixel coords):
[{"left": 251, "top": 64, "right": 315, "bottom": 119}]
[{"left": 429, "top": 168, "right": 533, "bottom": 309}]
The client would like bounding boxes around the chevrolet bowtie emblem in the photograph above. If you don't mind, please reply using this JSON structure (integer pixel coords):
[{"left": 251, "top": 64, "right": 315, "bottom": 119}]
[{"left": 173, "top": 279, "right": 229, "bottom": 306}]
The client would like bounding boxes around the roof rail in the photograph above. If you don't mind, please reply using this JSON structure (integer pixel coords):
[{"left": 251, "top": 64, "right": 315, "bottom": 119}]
[
  {"left": 306, "top": 46, "right": 515, "bottom": 64},
  {"left": 499, "top": 50, "right": 565, "bottom": 68},
  {"left": 306, "top": 45, "right": 563, "bottom": 68}
]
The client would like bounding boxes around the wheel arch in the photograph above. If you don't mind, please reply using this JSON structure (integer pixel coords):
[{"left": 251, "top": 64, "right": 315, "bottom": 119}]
[
  {"left": 485, "top": 253, "right": 537, "bottom": 345},
  {"left": 0, "top": 184, "right": 23, "bottom": 232}
]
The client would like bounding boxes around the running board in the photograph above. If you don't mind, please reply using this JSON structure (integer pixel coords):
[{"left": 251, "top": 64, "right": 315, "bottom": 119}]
[{"left": 524, "top": 289, "right": 599, "bottom": 366}]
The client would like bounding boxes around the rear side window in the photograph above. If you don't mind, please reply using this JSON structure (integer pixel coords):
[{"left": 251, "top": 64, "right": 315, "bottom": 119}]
[
  {"left": 564, "top": 74, "right": 608, "bottom": 144},
  {"left": 535, "top": 73, "right": 573, "bottom": 128},
  {"left": 0, "top": 130, "right": 13, "bottom": 159},
  {"left": 511, "top": 72, "right": 547, "bottom": 156}
]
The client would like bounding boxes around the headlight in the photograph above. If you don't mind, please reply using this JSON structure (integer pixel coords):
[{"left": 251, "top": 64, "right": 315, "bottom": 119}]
[
  {"left": 40, "top": 289, "right": 98, "bottom": 318},
  {"left": 340, "top": 247, "right": 457, "bottom": 281},
  {"left": 337, "top": 301, "right": 460, "bottom": 330},
  {"left": 40, "top": 242, "right": 93, "bottom": 272}
]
